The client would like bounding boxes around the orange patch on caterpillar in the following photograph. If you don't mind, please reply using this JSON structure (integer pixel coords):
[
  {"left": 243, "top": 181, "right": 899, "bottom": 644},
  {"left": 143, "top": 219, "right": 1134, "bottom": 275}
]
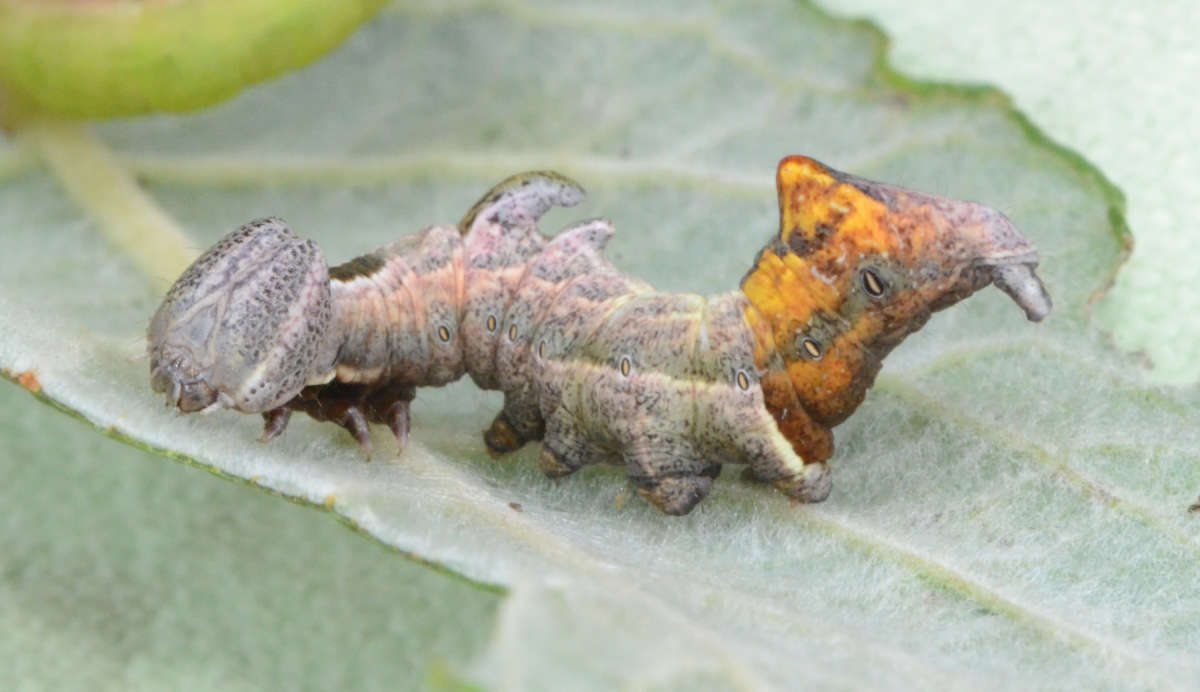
[
  {"left": 757, "top": 368, "right": 834, "bottom": 463},
  {"left": 743, "top": 251, "right": 831, "bottom": 336},
  {"left": 778, "top": 250, "right": 843, "bottom": 300},
  {"left": 776, "top": 156, "right": 837, "bottom": 232},
  {"left": 795, "top": 299, "right": 882, "bottom": 378},
  {"left": 778, "top": 156, "right": 891, "bottom": 251},
  {"left": 742, "top": 304, "right": 777, "bottom": 370},
  {"left": 750, "top": 157, "right": 914, "bottom": 346},
  {"left": 741, "top": 254, "right": 789, "bottom": 321},
  {"left": 786, "top": 353, "right": 855, "bottom": 403},
  {"left": 758, "top": 369, "right": 794, "bottom": 408}
]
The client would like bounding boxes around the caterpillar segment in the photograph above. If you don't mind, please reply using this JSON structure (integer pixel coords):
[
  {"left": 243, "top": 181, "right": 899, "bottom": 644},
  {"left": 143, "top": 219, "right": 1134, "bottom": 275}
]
[{"left": 148, "top": 157, "right": 1051, "bottom": 515}]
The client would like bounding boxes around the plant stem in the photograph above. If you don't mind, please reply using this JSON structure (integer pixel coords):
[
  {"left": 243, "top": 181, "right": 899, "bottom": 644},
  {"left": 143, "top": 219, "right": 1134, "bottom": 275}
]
[{"left": 22, "top": 119, "right": 196, "bottom": 290}]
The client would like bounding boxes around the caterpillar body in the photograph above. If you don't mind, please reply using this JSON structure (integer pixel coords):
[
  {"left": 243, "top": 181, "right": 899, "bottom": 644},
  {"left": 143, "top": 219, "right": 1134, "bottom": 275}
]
[{"left": 148, "top": 156, "right": 1051, "bottom": 515}]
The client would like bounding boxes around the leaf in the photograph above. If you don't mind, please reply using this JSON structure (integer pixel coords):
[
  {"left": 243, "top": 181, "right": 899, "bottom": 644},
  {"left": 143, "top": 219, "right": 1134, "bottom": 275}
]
[
  {"left": 2, "top": 0, "right": 1198, "bottom": 688},
  {"left": 0, "top": 382, "right": 501, "bottom": 690}
]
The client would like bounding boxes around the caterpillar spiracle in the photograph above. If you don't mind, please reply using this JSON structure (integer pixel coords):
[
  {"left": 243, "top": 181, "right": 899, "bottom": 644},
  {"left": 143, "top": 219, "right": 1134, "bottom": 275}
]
[{"left": 148, "top": 156, "right": 1052, "bottom": 515}]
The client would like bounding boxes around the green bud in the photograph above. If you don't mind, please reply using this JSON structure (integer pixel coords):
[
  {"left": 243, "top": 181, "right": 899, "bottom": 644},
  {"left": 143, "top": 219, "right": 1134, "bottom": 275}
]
[{"left": 0, "top": 0, "right": 389, "bottom": 120}]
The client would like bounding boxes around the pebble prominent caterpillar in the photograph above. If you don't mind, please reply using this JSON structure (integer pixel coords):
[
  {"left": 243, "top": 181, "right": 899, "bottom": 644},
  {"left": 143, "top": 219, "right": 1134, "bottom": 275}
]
[{"left": 148, "top": 156, "right": 1051, "bottom": 515}]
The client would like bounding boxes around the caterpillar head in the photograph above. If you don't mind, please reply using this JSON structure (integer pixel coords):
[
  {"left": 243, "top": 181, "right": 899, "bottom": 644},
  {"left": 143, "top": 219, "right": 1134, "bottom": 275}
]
[
  {"left": 743, "top": 155, "right": 1051, "bottom": 430},
  {"left": 148, "top": 218, "right": 338, "bottom": 413}
]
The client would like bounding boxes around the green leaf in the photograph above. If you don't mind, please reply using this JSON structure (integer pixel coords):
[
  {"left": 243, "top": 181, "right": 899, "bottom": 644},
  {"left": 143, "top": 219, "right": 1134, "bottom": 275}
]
[
  {"left": 0, "top": 382, "right": 500, "bottom": 690},
  {"left": 2, "top": 0, "right": 1198, "bottom": 688}
]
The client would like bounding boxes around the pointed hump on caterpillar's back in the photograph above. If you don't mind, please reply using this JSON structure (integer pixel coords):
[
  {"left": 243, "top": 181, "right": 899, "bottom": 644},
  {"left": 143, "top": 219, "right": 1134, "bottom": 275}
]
[
  {"left": 775, "top": 155, "right": 898, "bottom": 259},
  {"left": 458, "top": 171, "right": 586, "bottom": 236}
]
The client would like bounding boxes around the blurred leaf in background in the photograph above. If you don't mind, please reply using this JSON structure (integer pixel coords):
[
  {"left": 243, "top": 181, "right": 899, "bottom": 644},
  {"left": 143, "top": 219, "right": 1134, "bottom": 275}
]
[
  {"left": 1, "top": 0, "right": 1197, "bottom": 689},
  {"left": 0, "top": 0, "right": 389, "bottom": 118}
]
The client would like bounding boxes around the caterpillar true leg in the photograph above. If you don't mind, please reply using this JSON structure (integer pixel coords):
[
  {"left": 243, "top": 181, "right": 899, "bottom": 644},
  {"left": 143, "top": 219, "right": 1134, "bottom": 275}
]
[
  {"left": 380, "top": 398, "right": 412, "bottom": 451},
  {"left": 259, "top": 407, "right": 292, "bottom": 443},
  {"left": 338, "top": 406, "right": 374, "bottom": 459},
  {"left": 150, "top": 156, "right": 1052, "bottom": 515}
]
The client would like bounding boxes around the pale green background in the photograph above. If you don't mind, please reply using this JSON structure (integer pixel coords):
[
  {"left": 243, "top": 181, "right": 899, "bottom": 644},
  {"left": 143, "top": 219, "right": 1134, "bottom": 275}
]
[
  {"left": 2, "top": 1, "right": 1197, "bottom": 690},
  {"left": 0, "top": 385, "right": 498, "bottom": 691}
]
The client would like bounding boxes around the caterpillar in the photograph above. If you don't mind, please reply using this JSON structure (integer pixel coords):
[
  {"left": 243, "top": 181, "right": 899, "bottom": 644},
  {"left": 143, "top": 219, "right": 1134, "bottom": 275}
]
[{"left": 148, "top": 156, "right": 1051, "bottom": 515}]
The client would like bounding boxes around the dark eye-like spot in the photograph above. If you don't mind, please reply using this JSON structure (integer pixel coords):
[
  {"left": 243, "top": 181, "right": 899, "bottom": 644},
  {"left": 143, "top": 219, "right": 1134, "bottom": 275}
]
[
  {"left": 486, "top": 315, "right": 497, "bottom": 332},
  {"left": 736, "top": 370, "right": 750, "bottom": 391},
  {"left": 802, "top": 338, "right": 822, "bottom": 360},
  {"left": 508, "top": 324, "right": 518, "bottom": 340},
  {"left": 538, "top": 340, "right": 546, "bottom": 359},
  {"left": 437, "top": 326, "right": 451, "bottom": 342},
  {"left": 619, "top": 356, "right": 632, "bottom": 377},
  {"left": 862, "top": 268, "right": 885, "bottom": 297}
]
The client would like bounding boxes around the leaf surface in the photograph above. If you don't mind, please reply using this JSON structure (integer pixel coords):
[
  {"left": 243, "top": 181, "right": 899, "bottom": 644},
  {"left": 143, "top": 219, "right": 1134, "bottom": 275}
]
[
  {"left": 0, "top": 383, "right": 500, "bottom": 691},
  {"left": 2, "top": 1, "right": 1197, "bottom": 688}
]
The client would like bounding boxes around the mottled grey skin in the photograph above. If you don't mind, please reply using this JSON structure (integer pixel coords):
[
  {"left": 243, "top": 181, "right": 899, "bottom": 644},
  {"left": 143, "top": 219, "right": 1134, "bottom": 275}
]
[
  {"left": 148, "top": 218, "right": 338, "bottom": 413},
  {"left": 147, "top": 174, "right": 802, "bottom": 514},
  {"left": 149, "top": 167, "right": 1050, "bottom": 515}
]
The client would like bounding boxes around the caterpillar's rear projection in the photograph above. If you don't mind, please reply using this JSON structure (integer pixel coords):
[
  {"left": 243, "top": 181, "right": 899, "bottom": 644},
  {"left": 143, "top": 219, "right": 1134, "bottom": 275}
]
[{"left": 148, "top": 156, "right": 1051, "bottom": 515}]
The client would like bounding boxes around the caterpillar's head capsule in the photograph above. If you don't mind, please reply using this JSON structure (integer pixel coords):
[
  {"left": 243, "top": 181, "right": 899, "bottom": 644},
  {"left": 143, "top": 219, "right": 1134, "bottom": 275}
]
[
  {"left": 743, "top": 155, "right": 1052, "bottom": 429},
  {"left": 148, "top": 218, "right": 337, "bottom": 414}
]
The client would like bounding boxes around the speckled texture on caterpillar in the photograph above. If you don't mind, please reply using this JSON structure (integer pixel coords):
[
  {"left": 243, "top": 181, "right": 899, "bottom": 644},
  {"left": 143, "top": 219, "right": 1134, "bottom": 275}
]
[{"left": 148, "top": 157, "right": 1051, "bottom": 515}]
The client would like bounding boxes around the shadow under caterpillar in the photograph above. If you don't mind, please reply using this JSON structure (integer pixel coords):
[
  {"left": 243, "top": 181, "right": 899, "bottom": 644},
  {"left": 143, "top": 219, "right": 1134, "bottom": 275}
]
[{"left": 148, "top": 156, "right": 1051, "bottom": 515}]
